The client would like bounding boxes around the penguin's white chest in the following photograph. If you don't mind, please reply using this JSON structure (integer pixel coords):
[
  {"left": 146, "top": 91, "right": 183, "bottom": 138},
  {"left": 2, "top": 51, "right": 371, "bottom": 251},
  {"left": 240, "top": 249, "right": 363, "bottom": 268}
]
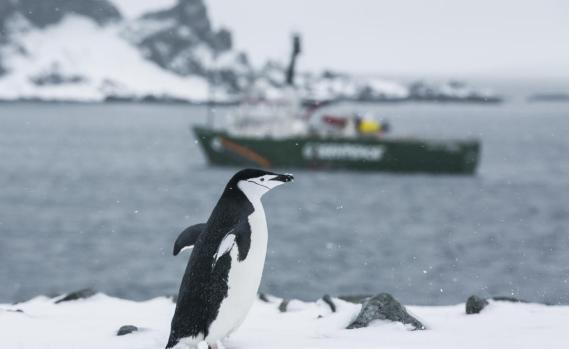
[{"left": 206, "top": 202, "right": 268, "bottom": 341}]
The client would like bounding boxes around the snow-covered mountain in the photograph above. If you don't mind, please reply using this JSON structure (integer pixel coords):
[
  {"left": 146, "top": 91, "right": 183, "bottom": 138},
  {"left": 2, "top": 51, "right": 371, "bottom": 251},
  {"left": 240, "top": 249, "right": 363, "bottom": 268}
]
[
  {"left": 0, "top": 0, "right": 501, "bottom": 103},
  {"left": 0, "top": 0, "right": 250, "bottom": 102}
]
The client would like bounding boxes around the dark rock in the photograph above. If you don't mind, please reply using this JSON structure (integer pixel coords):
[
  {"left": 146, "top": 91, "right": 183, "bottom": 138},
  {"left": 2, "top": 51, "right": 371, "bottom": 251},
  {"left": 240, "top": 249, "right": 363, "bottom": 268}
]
[
  {"left": 278, "top": 299, "right": 289, "bottom": 313},
  {"left": 491, "top": 296, "right": 528, "bottom": 303},
  {"left": 31, "top": 70, "right": 86, "bottom": 86},
  {"left": 126, "top": 0, "right": 250, "bottom": 92},
  {"left": 405, "top": 80, "right": 502, "bottom": 103},
  {"left": 321, "top": 294, "right": 336, "bottom": 313},
  {"left": 212, "top": 28, "right": 232, "bottom": 52},
  {"left": 140, "top": 0, "right": 224, "bottom": 52},
  {"left": 5, "top": 309, "right": 24, "bottom": 313},
  {"left": 117, "top": 325, "right": 138, "bottom": 336},
  {"left": 140, "top": 94, "right": 190, "bottom": 104},
  {"left": 1, "top": 0, "right": 121, "bottom": 31},
  {"left": 347, "top": 293, "right": 425, "bottom": 330},
  {"left": 466, "top": 295, "right": 489, "bottom": 314},
  {"left": 55, "top": 288, "right": 96, "bottom": 304},
  {"left": 258, "top": 293, "right": 270, "bottom": 303},
  {"left": 338, "top": 295, "right": 372, "bottom": 304}
]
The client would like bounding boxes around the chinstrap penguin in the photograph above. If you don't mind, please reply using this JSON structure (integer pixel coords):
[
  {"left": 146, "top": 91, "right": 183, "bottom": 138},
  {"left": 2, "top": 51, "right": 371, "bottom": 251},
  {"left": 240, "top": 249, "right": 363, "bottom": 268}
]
[{"left": 166, "top": 169, "right": 294, "bottom": 349}]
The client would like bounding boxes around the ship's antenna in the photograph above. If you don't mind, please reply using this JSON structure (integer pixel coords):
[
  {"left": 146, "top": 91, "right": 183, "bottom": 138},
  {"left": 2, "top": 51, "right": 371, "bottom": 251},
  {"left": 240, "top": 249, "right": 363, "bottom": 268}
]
[{"left": 285, "top": 33, "right": 302, "bottom": 86}]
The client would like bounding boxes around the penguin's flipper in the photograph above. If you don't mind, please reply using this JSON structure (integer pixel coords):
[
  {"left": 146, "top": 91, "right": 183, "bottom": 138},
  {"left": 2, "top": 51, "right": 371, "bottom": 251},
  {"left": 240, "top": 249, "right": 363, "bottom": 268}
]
[
  {"left": 212, "top": 220, "right": 252, "bottom": 268},
  {"left": 173, "top": 223, "right": 206, "bottom": 256}
]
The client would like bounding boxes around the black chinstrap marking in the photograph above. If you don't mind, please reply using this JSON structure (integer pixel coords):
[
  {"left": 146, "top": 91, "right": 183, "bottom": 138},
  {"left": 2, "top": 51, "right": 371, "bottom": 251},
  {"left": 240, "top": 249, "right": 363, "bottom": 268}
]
[{"left": 247, "top": 180, "right": 270, "bottom": 190}]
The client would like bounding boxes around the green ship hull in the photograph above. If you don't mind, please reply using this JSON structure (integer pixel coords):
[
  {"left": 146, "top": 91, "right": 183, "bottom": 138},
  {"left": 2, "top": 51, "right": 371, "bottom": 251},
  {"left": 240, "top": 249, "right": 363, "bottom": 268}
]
[{"left": 193, "top": 126, "right": 480, "bottom": 174}]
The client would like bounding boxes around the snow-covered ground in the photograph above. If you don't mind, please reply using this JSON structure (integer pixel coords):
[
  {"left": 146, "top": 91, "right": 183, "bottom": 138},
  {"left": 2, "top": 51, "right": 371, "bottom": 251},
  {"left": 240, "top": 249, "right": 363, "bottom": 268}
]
[{"left": 1, "top": 293, "right": 568, "bottom": 349}]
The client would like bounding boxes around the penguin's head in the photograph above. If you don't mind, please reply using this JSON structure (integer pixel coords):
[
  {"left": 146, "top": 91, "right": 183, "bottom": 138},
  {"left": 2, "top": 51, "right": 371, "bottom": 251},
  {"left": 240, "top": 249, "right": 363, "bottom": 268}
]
[{"left": 230, "top": 168, "right": 294, "bottom": 199}]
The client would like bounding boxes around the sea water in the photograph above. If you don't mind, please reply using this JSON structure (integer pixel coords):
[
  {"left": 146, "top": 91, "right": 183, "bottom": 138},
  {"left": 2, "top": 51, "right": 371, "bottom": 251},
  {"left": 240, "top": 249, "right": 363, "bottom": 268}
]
[{"left": 0, "top": 98, "right": 568, "bottom": 305}]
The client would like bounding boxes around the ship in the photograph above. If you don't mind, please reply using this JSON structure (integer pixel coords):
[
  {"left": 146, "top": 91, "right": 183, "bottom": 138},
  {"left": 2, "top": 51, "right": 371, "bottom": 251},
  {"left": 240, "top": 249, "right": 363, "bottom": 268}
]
[{"left": 193, "top": 35, "right": 480, "bottom": 175}]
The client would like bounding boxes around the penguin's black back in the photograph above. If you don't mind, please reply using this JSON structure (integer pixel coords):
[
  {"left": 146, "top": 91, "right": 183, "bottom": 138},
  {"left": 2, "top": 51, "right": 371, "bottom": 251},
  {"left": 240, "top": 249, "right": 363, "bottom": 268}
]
[{"left": 166, "top": 182, "right": 255, "bottom": 348}]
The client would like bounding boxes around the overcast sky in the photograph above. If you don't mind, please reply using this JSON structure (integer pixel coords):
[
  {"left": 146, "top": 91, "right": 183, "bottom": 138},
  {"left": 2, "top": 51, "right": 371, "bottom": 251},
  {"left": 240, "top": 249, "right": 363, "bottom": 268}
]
[
  {"left": 208, "top": 0, "right": 569, "bottom": 78},
  {"left": 115, "top": 0, "right": 569, "bottom": 78}
]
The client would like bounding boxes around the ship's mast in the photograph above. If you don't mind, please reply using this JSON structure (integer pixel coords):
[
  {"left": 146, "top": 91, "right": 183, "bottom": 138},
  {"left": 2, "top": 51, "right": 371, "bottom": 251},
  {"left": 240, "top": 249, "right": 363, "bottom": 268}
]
[{"left": 285, "top": 34, "right": 302, "bottom": 86}]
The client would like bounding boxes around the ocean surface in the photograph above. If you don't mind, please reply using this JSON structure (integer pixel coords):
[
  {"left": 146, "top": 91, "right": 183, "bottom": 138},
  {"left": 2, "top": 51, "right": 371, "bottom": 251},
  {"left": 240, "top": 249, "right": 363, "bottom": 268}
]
[{"left": 1, "top": 97, "right": 568, "bottom": 305}]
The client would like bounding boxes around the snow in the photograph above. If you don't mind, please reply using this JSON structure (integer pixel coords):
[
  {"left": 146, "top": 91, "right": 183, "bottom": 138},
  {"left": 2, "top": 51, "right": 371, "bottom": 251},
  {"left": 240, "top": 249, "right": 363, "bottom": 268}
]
[
  {"left": 1, "top": 293, "right": 568, "bottom": 349},
  {"left": 363, "top": 77, "right": 410, "bottom": 98},
  {"left": 111, "top": 0, "right": 177, "bottom": 19},
  {"left": 0, "top": 16, "right": 210, "bottom": 102}
]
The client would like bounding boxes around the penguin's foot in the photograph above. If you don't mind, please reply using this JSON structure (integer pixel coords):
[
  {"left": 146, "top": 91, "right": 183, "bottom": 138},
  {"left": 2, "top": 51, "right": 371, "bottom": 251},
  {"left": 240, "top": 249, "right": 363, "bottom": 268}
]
[{"left": 207, "top": 343, "right": 218, "bottom": 349}]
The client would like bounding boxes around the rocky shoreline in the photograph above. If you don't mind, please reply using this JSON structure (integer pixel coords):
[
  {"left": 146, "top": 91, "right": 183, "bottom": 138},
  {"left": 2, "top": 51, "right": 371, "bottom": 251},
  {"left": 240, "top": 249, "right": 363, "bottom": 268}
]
[
  {"left": 0, "top": 87, "right": 503, "bottom": 105},
  {"left": 2, "top": 288, "right": 567, "bottom": 349},
  {"left": 7, "top": 288, "right": 547, "bottom": 332}
]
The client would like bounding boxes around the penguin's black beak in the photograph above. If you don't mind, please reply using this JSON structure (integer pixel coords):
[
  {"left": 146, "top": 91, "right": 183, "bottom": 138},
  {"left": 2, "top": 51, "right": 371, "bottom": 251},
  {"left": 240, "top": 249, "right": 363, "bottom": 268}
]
[{"left": 271, "top": 173, "right": 294, "bottom": 183}]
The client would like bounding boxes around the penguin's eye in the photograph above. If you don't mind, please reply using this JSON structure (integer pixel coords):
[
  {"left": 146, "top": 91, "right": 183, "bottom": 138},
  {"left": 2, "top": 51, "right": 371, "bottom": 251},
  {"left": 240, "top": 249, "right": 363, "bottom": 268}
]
[{"left": 260, "top": 178, "right": 265, "bottom": 182}]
